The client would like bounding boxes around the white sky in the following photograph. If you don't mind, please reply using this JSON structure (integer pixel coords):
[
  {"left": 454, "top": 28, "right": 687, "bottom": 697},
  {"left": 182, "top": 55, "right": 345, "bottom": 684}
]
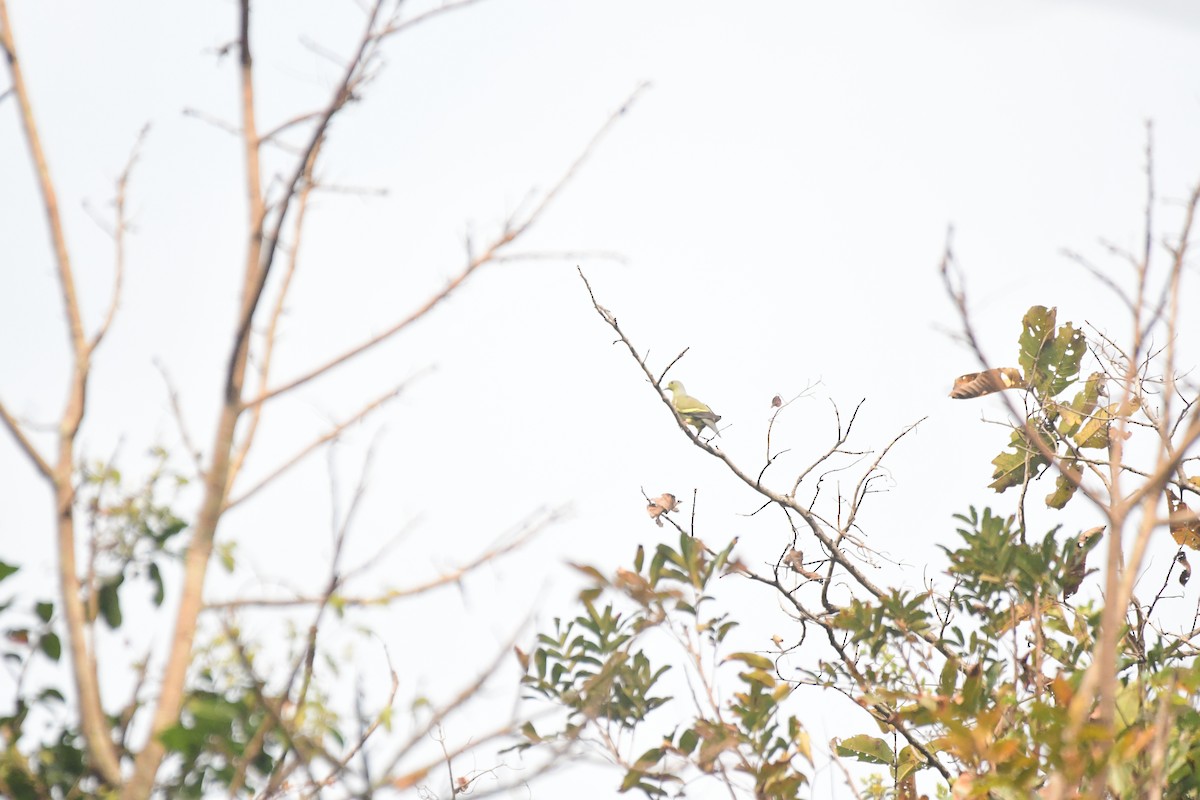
[{"left": 3, "top": 1, "right": 1200, "bottom": 797}]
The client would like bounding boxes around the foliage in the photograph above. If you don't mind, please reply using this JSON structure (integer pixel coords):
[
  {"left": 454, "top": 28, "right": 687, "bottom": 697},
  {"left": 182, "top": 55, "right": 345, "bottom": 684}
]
[
  {"left": 0, "top": 459, "right": 187, "bottom": 799},
  {"left": 517, "top": 534, "right": 812, "bottom": 798},
  {"left": 527, "top": 245, "right": 1200, "bottom": 799}
]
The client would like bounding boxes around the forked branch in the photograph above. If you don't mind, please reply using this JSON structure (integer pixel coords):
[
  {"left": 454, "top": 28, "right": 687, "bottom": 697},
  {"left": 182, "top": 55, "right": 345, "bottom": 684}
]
[{"left": 242, "top": 82, "right": 649, "bottom": 413}]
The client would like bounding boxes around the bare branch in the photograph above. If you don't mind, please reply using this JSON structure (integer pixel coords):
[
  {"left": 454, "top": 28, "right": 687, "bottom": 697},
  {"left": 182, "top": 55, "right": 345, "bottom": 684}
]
[
  {"left": 227, "top": 134, "right": 323, "bottom": 492},
  {"left": 309, "top": 180, "right": 387, "bottom": 198},
  {"left": 260, "top": 109, "right": 321, "bottom": 143},
  {"left": 204, "top": 506, "right": 555, "bottom": 610},
  {"left": 229, "top": 0, "right": 386, "bottom": 395},
  {"left": 657, "top": 348, "right": 690, "bottom": 387},
  {"left": 0, "top": 399, "right": 53, "bottom": 480},
  {"left": 308, "top": 657, "right": 399, "bottom": 796},
  {"left": 791, "top": 399, "right": 865, "bottom": 495},
  {"left": 220, "top": 617, "right": 324, "bottom": 792},
  {"left": 377, "top": 623, "right": 529, "bottom": 779},
  {"left": 1, "top": 2, "right": 122, "bottom": 785},
  {"left": 90, "top": 124, "right": 150, "bottom": 354},
  {"left": 298, "top": 33, "right": 352, "bottom": 69},
  {"left": 383, "top": 720, "right": 543, "bottom": 796},
  {"left": 123, "top": 5, "right": 277, "bottom": 791},
  {"left": 378, "top": 0, "right": 490, "bottom": 37},
  {"left": 0, "top": 0, "right": 86, "bottom": 359},
  {"left": 223, "top": 379, "right": 411, "bottom": 512},
  {"left": 153, "top": 359, "right": 205, "bottom": 477},
  {"left": 580, "top": 268, "right": 958, "bottom": 681},
  {"left": 1061, "top": 248, "right": 1135, "bottom": 315},
  {"left": 182, "top": 106, "right": 241, "bottom": 137},
  {"left": 844, "top": 416, "right": 927, "bottom": 532},
  {"left": 244, "top": 83, "right": 648, "bottom": 412},
  {"left": 491, "top": 249, "right": 629, "bottom": 264},
  {"left": 248, "top": 440, "right": 386, "bottom": 797}
]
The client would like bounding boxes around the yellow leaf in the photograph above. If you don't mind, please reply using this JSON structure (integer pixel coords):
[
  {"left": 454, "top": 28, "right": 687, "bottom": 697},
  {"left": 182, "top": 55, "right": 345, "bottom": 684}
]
[
  {"left": 1168, "top": 491, "right": 1200, "bottom": 550},
  {"left": 795, "top": 728, "right": 812, "bottom": 763}
]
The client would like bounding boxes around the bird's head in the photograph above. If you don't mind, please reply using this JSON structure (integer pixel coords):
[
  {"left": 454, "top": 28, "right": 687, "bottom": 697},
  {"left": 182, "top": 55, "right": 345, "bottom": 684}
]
[{"left": 665, "top": 380, "right": 684, "bottom": 394}]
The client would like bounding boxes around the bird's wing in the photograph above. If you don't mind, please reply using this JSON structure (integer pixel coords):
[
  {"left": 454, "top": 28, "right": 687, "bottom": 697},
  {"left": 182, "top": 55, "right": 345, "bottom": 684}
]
[{"left": 673, "top": 393, "right": 714, "bottom": 416}]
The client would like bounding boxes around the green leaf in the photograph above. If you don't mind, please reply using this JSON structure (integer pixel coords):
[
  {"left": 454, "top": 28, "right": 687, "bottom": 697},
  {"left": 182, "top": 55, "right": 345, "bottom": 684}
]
[
  {"left": 990, "top": 428, "right": 1052, "bottom": 493},
  {"left": 725, "top": 652, "right": 774, "bottom": 671},
  {"left": 149, "top": 562, "right": 165, "bottom": 606},
  {"left": 649, "top": 547, "right": 667, "bottom": 586},
  {"left": 0, "top": 560, "right": 18, "bottom": 583},
  {"left": 1045, "top": 459, "right": 1083, "bottom": 509},
  {"left": 794, "top": 725, "right": 813, "bottom": 762},
  {"left": 939, "top": 657, "right": 959, "bottom": 697},
  {"left": 153, "top": 516, "right": 188, "bottom": 545},
  {"left": 35, "top": 601, "right": 53, "bottom": 623},
  {"left": 835, "top": 734, "right": 894, "bottom": 766},
  {"left": 631, "top": 747, "right": 665, "bottom": 770},
  {"left": 39, "top": 632, "right": 62, "bottom": 661},
  {"left": 157, "top": 724, "right": 194, "bottom": 754},
  {"left": 1044, "top": 326, "right": 1085, "bottom": 396},
  {"left": 1055, "top": 372, "right": 1105, "bottom": 436},
  {"left": 217, "top": 541, "right": 237, "bottom": 573},
  {"left": 37, "top": 687, "right": 65, "bottom": 703},
  {"left": 708, "top": 537, "right": 738, "bottom": 579},
  {"left": 99, "top": 577, "right": 124, "bottom": 629},
  {"left": 896, "top": 745, "right": 925, "bottom": 781},
  {"left": 619, "top": 768, "right": 645, "bottom": 792},
  {"left": 741, "top": 668, "right": 777, "bottom": 689},
  {"left": 1018, "top": 306, "right": 1085, "bottom": 396},
  {"left": 1018, "top": 306, "right": 1056, "bottom": 379}
]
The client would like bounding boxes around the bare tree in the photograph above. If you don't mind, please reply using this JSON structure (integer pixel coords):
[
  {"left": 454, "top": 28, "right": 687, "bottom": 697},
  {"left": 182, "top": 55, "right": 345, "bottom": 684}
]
[{"left": 0, "top": 2, "right": 638, "bottom": 797}]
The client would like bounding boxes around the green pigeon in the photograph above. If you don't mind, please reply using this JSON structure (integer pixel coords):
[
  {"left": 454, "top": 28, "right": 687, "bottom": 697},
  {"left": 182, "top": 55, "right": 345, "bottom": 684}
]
[{"left": 665, "top": 380, "right": 721, "bottom": 437}]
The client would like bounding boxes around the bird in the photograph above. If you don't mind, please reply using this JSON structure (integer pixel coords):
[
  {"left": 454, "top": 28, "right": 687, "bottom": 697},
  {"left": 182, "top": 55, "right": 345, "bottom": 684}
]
[{"left": 665, "top": 380, "right": 721, "bottom": 437}]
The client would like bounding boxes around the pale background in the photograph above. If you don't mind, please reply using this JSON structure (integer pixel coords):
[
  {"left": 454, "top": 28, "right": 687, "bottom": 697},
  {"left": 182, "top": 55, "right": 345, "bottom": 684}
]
[{"left": 2, "top": 1, "right": 1200, "bottom": 796}]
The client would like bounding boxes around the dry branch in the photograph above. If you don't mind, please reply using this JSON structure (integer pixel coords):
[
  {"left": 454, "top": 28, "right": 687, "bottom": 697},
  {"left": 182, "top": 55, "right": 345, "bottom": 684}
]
[
  {"left": 90, "top": 124, "right": 148, "bottom": 354},
  {"left": 1, "top": 0, "right": 124, "bottom": 784},
  {"left": 242, "top": 82, "right": 650, "bottom": 413},
  {"left": 0, "top": 400, "right": 53, "bottom": 479}
]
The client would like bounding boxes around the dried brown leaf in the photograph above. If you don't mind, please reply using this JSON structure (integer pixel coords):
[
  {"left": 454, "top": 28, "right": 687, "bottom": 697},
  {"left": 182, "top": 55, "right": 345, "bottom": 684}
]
[{"left": 949, "top": 367, "right": 1025, "bottom": 399}]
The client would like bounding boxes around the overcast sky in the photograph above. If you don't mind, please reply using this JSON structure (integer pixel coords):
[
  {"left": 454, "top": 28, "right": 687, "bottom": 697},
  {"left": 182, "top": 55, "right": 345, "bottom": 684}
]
[{"left": 3, "top": 1, "right": 1200, "bottom": 796}]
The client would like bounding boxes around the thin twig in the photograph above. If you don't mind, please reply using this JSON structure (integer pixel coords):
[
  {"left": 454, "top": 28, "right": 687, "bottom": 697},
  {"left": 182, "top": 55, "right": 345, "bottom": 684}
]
[
  {"left": 227, "top": 133, "right": 323, "bottom": 492},
  {"left": 376, "top": 624, "right": 530, "bottom": 780},
  {"left": 1, "top": 2, "right": 122, "bottom": 784},
  {"left": 90, "top": 124, "right": 149, "bottom": 354},
  {"left": 153, "top": 359, "right": 205, "bottom": 476},
  {"left": 182, "top": 106, "right": 241, "bottom": 137},
  {"left": 203, "top": 507, "right": 555, "bottom": 610},
  {"left": 223, "top": 379, "right": 411, "bottom": 511},
  {"left": 0, "top": 400, "right": 53, "bottom": 479},
  {"left": 378, "top": 0, "right": 490, "bottom": 37},
  {"left": 243, "top": 83, "right": 649, "bottom": 412}
]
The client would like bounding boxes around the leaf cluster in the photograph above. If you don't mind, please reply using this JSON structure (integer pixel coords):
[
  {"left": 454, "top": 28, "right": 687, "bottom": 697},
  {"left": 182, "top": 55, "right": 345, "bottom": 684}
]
[{"left": 520, "top": 534, "right": 811, "bottom": 798}]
